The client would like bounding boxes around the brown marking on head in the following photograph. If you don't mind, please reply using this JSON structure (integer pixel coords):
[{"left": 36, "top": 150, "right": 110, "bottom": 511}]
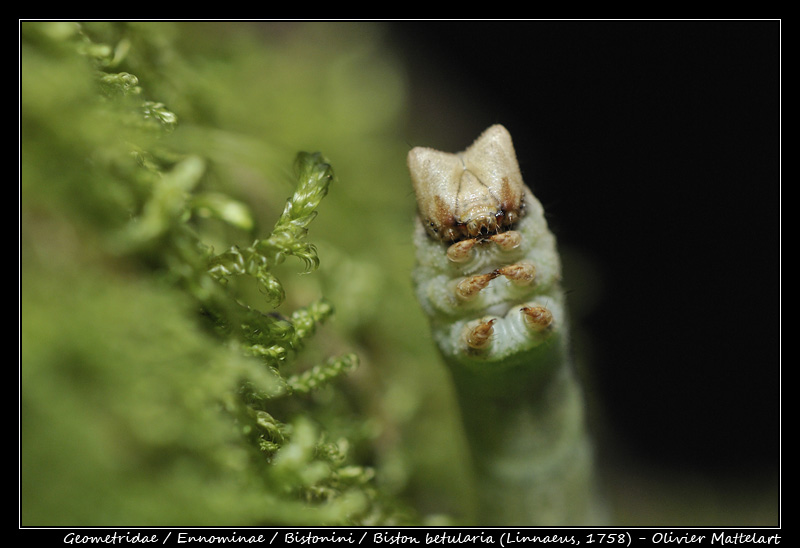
[
  {"left": 433, "top": 195, "right": 454, "bottom": 225},
  {"left": 498, "top": 178, "right": 518, "bottom": 218}
]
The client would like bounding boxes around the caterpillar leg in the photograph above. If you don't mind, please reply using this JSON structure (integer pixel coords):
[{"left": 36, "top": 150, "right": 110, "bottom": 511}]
[
  {"left": 454, "top": 262, "right": 537, "bottom": 301},
  {"left": 521, "top": 304, "right": 553, "bottom": 331},
  {"left": 447, "top": 230, "right": 522, "bottom": 263},
  {"left": 498, "top": 262, "right": 536, "bottom": 286},
  {"left": 448, "top": 300, "right": 558, "bottom": 358},
  {"left": 447, "top": 239, "right": 478, "bottom": 262},
  {"left": 463, "top": 318, "right": 496, "bottom": 350},
  {"left": 454, "top": 272, "right": 498, "bottom": 300},
  {"left": 489, "top": 230, "right": 521, "bottom": 251}
]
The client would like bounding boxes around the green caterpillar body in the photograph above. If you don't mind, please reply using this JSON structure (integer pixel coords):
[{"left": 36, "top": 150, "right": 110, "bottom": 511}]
[
  {"left": 412, "top": 184, "right": 564, "bottom": 372},
  {"left": 409, "top": 125, "right": 602, "bottom": 525}
]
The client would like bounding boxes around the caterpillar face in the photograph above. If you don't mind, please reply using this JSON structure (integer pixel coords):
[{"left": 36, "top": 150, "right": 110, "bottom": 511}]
[
  {"left": 410, "top": 125, "right": 564, "bottom": 371},
  {"left": 408, "top": 124, "right": 525, "bottom": 242}
]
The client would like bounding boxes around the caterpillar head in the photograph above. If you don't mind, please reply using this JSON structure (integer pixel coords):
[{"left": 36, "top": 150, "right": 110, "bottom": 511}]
[{"left": 408, "top": 124, "right": 526, "bottom": 242}]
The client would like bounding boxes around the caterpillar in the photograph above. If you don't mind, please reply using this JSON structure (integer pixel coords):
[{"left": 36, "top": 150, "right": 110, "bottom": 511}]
[{"left": 409, "top": 125, "right": 603, "bottom": 525}]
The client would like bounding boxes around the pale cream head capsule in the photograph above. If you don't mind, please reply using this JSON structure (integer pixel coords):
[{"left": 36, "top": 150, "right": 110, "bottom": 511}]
[{"left": 408, "top": 124, "right": 526, "bottom": 241}]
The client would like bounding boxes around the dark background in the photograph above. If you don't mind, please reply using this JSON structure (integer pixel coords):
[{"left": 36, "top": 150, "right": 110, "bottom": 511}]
[{"left": 388, "top": 21, "right": 779, "bottom": 486}]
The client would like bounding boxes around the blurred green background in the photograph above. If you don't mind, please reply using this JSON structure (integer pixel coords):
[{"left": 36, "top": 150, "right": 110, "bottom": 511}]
[{"left": 20, "top": 21, "right": 779, "bottom": 526}]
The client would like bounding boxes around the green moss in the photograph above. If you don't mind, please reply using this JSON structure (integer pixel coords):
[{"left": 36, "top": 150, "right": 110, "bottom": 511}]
[
  {"left": 21, "top": 268, "right": 274, "bottom": 525},
  {"left": 20, "top": 21, "right": 423, "bottom": 526}
]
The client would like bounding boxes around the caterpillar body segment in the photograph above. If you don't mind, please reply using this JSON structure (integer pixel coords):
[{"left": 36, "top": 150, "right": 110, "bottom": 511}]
[{"left": 411, "top": 185, "right": 563, "bottom": 358}]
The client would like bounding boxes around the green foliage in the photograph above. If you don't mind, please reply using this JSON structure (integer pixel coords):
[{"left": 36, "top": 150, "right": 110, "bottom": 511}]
[
  {"left": 208, "top": 152, "right": 333, "bottom": 309},
  {"left": 20, "top": 21, "right": 409, "bottom": 526}
]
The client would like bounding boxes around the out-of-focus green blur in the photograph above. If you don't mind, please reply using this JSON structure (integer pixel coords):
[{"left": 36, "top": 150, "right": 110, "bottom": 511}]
[{"left": 21, "top": 21, "right": 472, "bottom": 526}]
